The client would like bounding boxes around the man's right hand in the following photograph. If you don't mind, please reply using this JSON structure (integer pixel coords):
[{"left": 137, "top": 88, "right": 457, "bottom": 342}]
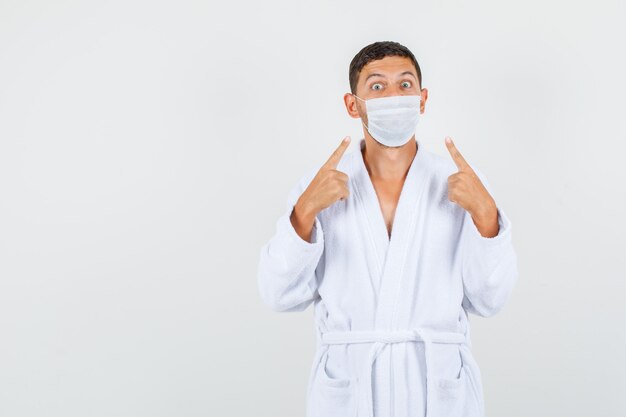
[{"left": 290, "top": 136, "right": 351, "bottom": 242}]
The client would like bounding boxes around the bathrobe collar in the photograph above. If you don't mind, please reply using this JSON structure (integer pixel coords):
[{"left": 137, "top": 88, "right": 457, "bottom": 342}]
[{"left": 351, "top": 137, "right": 433, "bottom": 328}]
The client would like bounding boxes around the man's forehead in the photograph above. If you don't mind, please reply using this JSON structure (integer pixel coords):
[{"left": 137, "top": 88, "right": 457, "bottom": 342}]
[{"left": 361, "top": 56, "right": 417, "bottom": 80}]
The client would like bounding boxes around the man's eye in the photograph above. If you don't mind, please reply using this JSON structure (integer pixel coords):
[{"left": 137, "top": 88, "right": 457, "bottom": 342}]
[
  {"left": 401, "top": 81, "right": 411, "bottom": 88},
  {"left": 371, "top": 83, "right": 383, "bottom": 90}
]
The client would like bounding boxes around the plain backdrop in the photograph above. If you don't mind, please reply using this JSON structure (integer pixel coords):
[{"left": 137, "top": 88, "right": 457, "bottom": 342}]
[{"left": 1, "top": 0, "right": 625, "bottom": 416}]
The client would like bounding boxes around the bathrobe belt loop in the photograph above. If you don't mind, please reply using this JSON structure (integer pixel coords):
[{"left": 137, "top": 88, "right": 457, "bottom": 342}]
[{"left": 321, "top": 328, "right": 468, "bottom": 417}]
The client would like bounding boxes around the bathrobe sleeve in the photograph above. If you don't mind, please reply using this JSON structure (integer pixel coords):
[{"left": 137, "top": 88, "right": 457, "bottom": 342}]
[
  {"left": 257, "top": 169, "right": 324, "bottom": 313},
  {"left": 460, "top": 168, "right": 519, "bottom": 318}
]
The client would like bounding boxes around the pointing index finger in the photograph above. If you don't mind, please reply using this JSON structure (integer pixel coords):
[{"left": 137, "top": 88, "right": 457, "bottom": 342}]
[
  {"left": 445, "top": 136, "right": 472, "bottom": 172},
  {"left": 324, "top": 136, "right": 351, "bottom": 169}
]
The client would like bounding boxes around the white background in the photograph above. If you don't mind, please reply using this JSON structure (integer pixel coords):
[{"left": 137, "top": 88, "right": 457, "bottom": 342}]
[{"left": 1, "top": 0, "right": 624, "bottom": 416}]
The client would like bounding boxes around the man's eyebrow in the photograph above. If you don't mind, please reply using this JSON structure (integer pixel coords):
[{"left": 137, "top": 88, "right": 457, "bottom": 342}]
[
  {"left": 364, "top": 71, "right": 417, "bottom": 83},
  {"left": 364, "top": 73, "right": 385, "bottom": 82}
]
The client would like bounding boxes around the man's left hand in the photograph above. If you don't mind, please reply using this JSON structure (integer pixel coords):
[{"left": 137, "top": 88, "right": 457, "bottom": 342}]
[{"left": 445, "top": 136, "right": 499, "bottom": 238}]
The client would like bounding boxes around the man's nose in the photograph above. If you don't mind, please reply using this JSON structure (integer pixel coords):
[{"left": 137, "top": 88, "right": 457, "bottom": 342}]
[{"left": 384, "top": 86, "right": 405, "bottom": 97}]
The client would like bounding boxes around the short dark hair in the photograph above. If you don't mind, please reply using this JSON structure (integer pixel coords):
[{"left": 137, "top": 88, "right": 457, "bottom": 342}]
[{"left": 349, "top": 41, "right": 422, "bottom": 94}]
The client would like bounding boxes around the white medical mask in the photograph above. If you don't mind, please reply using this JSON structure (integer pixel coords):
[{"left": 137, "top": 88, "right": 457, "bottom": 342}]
[{"left": 353, "top": 94, "right": 421, "bottom": 147}]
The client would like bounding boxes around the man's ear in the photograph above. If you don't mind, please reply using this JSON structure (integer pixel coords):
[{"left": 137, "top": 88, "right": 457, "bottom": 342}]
[
  {"left": 343, "top": 92, "right": 361, "bottom": 119},
  {"left": 420, "top": 88, "right": 428, "bottom": 113}
]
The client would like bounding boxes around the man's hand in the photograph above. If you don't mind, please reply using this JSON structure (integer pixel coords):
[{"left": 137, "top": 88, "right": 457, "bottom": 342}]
[
  {"left": 291, "top": 136, "right": 351, "bottom": 242},
  {"left": 445, "top": 136, "right": 499, "bottom": 238}
]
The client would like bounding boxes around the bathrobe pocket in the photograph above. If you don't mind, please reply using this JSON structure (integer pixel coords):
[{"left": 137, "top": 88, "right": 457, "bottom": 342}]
[
  {"left": 307, "top": 349, "right": 356, "bottom": 417},
  {"left": 429, "top": 361, "right": 481, "bottom": 417}
]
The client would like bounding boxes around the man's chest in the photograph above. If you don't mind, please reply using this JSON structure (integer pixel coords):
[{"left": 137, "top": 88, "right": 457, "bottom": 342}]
[{"left": 371, "top": 178, "right": 405, "bottom": 238}]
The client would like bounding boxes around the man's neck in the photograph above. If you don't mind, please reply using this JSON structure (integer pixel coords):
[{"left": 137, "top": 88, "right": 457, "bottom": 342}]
[{"left": 361, "top": 136, "right": 418, "bottom": 182}]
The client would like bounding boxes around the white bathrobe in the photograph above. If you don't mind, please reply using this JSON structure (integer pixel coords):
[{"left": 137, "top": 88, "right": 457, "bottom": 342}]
[{"left": 257, "top": 137, "right": 519, "bottom": 417}]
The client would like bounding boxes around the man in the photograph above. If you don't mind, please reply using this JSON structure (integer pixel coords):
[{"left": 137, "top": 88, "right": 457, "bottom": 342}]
[{"left": 257, "top": 41, "right": 518, "bottom": 417}]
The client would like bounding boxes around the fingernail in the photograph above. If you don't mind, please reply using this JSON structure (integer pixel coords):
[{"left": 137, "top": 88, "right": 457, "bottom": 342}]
[
  {"left": 445, "top": 137, "right": 451, "bottom": 144},
  {"left": 344, "top": 136, "right": 351, "bottom": 142}
]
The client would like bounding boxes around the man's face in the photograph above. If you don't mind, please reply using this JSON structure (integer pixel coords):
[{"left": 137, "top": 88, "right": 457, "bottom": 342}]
[{"left": 345, "top": 56, "right": 428, "bottom": 126}]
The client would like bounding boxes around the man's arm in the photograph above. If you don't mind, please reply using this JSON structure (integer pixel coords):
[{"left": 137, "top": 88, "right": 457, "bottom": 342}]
[
  {"left": 257, "top": 170, "right": 324, "bottom": 313},
  {"left": 257, "top": 137, "right": 351, "bottom": 313},
  {"left": 460, "top": 169, "right": 519, "bottom": 318}
]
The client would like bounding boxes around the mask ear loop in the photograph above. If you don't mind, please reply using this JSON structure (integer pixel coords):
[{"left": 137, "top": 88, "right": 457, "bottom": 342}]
[{"left": 353, "top": 94, "right": 370, "bottom": 132}]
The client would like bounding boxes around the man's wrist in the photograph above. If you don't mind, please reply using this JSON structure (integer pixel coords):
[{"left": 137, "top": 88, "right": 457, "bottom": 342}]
[
  {"left": 290, "top": 200, "right": 318, "bottom": 242},
  {"left": 470, "top": 199, "right": 499, "bottom": 238},
  {"left": 293, "top": 199, "right": 318, "bottom": 224}
]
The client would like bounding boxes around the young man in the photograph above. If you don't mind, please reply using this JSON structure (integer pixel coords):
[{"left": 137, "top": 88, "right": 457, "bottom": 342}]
[{"left": 257, "top": 41, "right": 518, "bottom": 417}]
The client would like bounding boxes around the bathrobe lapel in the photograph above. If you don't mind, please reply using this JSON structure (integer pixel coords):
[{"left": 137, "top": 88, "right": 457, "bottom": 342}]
[{"left": 352, "top": 138, "right": 432, "bottom": 329}]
